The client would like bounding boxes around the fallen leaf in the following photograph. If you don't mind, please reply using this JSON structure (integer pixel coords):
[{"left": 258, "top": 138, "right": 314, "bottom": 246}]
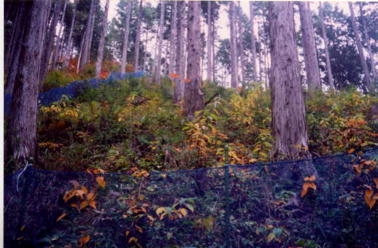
[
  {"left": 78, "top": 235, "right": 90, "bottom": 247},
  {"left": 56, "top": 212, "right": 67, "bottom": 222},
  {"left": 96, "top": 176, "right": 106, "bottom": 188}
]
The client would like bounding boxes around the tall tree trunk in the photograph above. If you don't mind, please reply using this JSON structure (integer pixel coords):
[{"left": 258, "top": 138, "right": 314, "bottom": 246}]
[
  {"left": 184, "top": 1, "right": 204, "bottom": 119},
  {"left": 269, "top": 2, "right": 312, "bottom": 163},
  {"left": 5, "top": 2, "right": 27, "bottom": 94},
  {"left": 64, "top": 0, "right": 77, "bottom": 68},
  {"left": 319, "top": 2, "right": 335, "bottom": 90},
  {"left": 249, "top": 2, "right": 257, "bottom": 82},
  {"left": 229, "top": 1, "right": 238, "bottom": 88},
  {"left": 95, "top": 0, "right": 110, "bottom": 77},
  {"left": 169, "top": 1, "right": 178, "bottom": 75},
  {"left": 77, "top": 0, "right": 96, "bottom": 73},
  {"left": 237, "top": 3, "right": 246, "bottom": 83},
  {"left": 349, "top": 3, "right": 373, "bottom": 92},
  {"left": 359, "top": 3, "right": 377, "bottom": 82},
  {"left": 40, "top": 0, "right": 64, "bottom": 84},
  {"left": 52, "top": 0, "right": 67, "bottom": 69},
  {"left": 134, "top": 0, "right": 143, "bottom": 71},
  {"left": 206, "top": 1, "right": 213, "bottom": 82},
  {"left": 211, "top": 19, "right": 216, "bottom": 82},
  {"left": 6, "top": 0, "right": 51, "bottom": 169},
  {"left": 299, "top": 2, "right": 322, "bottom": 92},
  {"left": 154, "top": 1, "right": 165, "bottom": 83},
  {"left": 120, "top": 0, "right": 132, "bottom": 73},
  {"left": 174, "top": 1, "right": 185, "bottom": 102}
]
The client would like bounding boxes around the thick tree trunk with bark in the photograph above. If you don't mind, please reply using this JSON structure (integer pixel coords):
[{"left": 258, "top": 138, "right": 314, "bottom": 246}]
[
  {"left": 184, "top": 1, "right": 204, "bottom": 119},
  {"left": 154, "top": 1, "right": 165, "bottom": 84},
  {"left": 206, "top": 1, "right": 213, "bottom": 82},
  {"left": 95, "top": 0, "right": 110, "bottom": 77},
  {"left": 359, "top": 3, "right": 377, "bottom": 82},
  {"left": 6, "top": 0, "right": 51, "bottom": 170},
  {"left": 349, "top": 3, "right": 374, "bottom": 92},
  {"left": 249, "top": 2, "right": 257, "bottom": 82},
  {"left": 229, "top": 2, "right": 238, "bottom": 88},
  {"left": 134, "top": 0, "right": 143, "bottom": 71},
  {"left": 319, "top": 3, "right": 335, "bottom": 90},
  {"left": 77, "top": 0, "right": 96, "bottom": 73},
  {"left": 169, "top": 1, "right": 178, "bottom": 75},
  {"left": 120, "top": 0, "right": 132, "bottom": 73},
  {"left": 269, "top": 2, "right": 313, "bottom": 168},
  {"left": 52, "top": 0, "right": 67, "bottom": 69},
  {"left": 299, "top": 2, "right": 322, "bottom": 92}
]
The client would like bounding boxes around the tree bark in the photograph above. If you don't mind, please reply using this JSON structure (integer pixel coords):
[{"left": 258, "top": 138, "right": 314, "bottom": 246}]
[
  {"left": 52, "top": 0, "right": 68, "bottom": 69},
  {"left": 134, "top": 0, "right": 143, "bottom": 71},
  {"left": 349, "top": 2, "right": 373, "bottom": 92},
  {"left": 359, "top": 3, "right": 377, "bottom": 82},
  {"left": 64, "top": 0, "right": 77, "bottom": 68},
  {"left": 237, "top": 3, "right": 246, "bottom": 83},
  {"left": 174, "top": 1, "right": 185, "bottom": 102},
  {"left": 95, "top": 0, "right": 110, "bottom": 77},
  {"left": 249, "top": 2, "right": 257, "bottom": 82},
  {"left": 229, "top": 1, "right": 238, "bottom": 88},
  {"left": 120, "top": 0, "right": 132, "bottom": 73},
  {"left": 169, "top": 1, "right": 178, "bottom": 75},
  {"left": 269, "top": 2, "right": 313, "bottom": 164},
  {"left": 77, "top": 0, "right": 96, "bottom": 73},
  {"left": 298, "top": 2, "right": 322, "bottom": 92},
  {"left": 40, "top": 0, "right": 64, "bottom": 83},
  {"left": 6, "top": 0, "right": 51, "bottom": 170},
  {"left": 184, "top": 1, "right": 204, "bottom": 119},
  {"left": 319, "top": 2, "right": 335, "bottom": 90},
  {"left": 206, "top": 1, "right": 213, "bottom": 82},
  {"left": 154, "top": 0, "right": 165, "bottom": 83}
]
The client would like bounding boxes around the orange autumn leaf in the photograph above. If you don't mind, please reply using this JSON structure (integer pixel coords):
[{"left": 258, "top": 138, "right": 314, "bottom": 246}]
[
  {"left": 364, "top": 189, "right": 376, "bottom": 209},
  {"left": 169, "top": 73, "right": 181, "bottom": 79},
  {"left": 88, "top": 200, "right": 97, "bottom": 209},
  {"left": 56, "top": 212, "right": 67, "bottom": 222},
  {"left": 300, "top": 182, "right": 317, "bottom": 198},
  {"left": 79, "top": 235, "right": 90, "bottom": 247},
  {"left": 374, "top": 178, "right": 378, "bottom": 189},
  {"left": 304, "top": 175, "right": 316, "bottom": 182},
  {"left": 96, "top": 176, "right": 106, "bottom": 188},
  {"left": 348, "top": 148, "right": 355, "bottom": 154}
]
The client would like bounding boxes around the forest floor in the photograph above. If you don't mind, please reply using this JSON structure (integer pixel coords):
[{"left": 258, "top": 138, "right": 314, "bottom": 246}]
[{"left": 34, "top": 75, "right": 378, "bottom": 173}]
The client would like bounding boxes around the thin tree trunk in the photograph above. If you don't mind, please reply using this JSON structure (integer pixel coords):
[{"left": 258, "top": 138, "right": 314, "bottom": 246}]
[
  {"left": 7, "top": 0, "right": 51, "bottom": 169},
  {"left": 40, "top": 0, "right": 64, "bottom": 83},
  {"left": 249, "top": 2, "right": 257, "bottom": 82},
  {"left": 120, "top": 0, "right": 132, "bottom": 73},
  {"left": 319, "top": 2, "right": 335, "bottom": 90},
  {"left": 237, "top": 3, "right": 246, "bottom": 83},
  {"left": 299, "top": 2, "right": 322, "bottom": 92},
  {"left": 184, "top": 1, "right": 204, "bottom": 119},
  {"left": 168, "top": 1, "right": 177, "bottom": 75},
  {"left": 349, "top": 2, "right": 373, "bottom": 92},
  {"left": 359, "top": 3, "right": 377, "bottom": 82},
  {"left": 229, "top": 1, "right": 238, "bottom": 88},
  {"left": 52, "top": 0, "right": 67, "bottom": 69},
  {"left": 134, "top": 0, "right": 143, "bottom": 71},
  {"left": 269, "top": 2, "right": 313, "bottom": 165},
  {"left": 95, "top": 0, "right": 110, "bottom": 77},
  {"left": 64, "top": 0, "right": 77, "bottom": 68},
  {"left": 77, "top": 0, "right": 96, "bottom": 72},
  {"left": 206, "top": 1, "right": 212, "bottom": 82},
  {"left": 154, "top": 1, "right": 165, "bottom": 83},
  {"left": 174, "top": 2, "right": 185, "bottom": 103}
]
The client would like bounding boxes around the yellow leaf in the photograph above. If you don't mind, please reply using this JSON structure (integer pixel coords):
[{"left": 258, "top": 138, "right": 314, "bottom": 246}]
[
  {"left": 78, "top": 235, "right": 90, "bottom": 247},
  {"left": 177, "top": 208, "right": 188, "bottom": 217},
  {"left": 20, "top": 225, "right": 25, "bottom": 231},
  {"left": 128, "top": 237, "right": 138, "bottom": 243},
  {"left": 56, "top": 212, "right": 67, "bottom": 222},
  {"left": 266, "top": 232, "right": 275, "bottom": 243},
  {"left": 125, "top": 231, "right": 130, "bottom": 237},
  {"left": 96, "top": 176, "right": 106, "bottom": 188},
  {"left": 155, "top": 207, "right": 166, "bottom": 216}
]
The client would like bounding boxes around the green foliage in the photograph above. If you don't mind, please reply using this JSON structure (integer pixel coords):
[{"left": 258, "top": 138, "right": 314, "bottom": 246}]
[
  {"left": 38, "top": 79, "right": 378, "bottom": 172},
  {"left": 43, "top": 70, "right": 80, "bottom": 92}
]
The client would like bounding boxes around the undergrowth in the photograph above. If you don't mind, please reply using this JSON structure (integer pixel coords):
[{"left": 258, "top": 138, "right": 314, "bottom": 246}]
[{"left": 37, "top": 77, "right": 378, "bottom": 172}]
